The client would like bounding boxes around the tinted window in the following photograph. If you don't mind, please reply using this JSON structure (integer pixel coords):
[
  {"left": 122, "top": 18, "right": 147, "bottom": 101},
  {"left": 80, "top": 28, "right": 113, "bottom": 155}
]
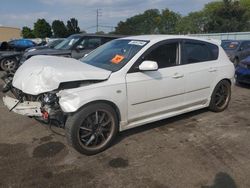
[
  {"left": 144, "top": 42, "right": 178, "bottom": 68},
  {"left": 240, "top": 41, "right": 250, "bottom": 50},
  {"left": 77, "top": 37, "right": 102, "bottom": 50},
  {"left": 102, "top": 37, "right": 116, "bottom": 44},
  {"left": 87, "top": 38, "right": 102, "bottom": 49},
  {"left": 221, "top": 41, "right": 239, "bottom": 50},
  {"left": 183, "top": 41, "right": 218, "bottom": 64},
  {"left": 207, "top": 43, "right": 219, "bottom": 60},
  {"left": 54, "top": 35, "right": 81, "bottom": 50}
]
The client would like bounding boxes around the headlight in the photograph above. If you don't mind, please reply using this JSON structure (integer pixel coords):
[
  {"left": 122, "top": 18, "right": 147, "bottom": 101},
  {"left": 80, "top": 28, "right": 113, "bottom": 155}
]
[{"left": 43, "top": 93, "right": 58, "bottom": 105}]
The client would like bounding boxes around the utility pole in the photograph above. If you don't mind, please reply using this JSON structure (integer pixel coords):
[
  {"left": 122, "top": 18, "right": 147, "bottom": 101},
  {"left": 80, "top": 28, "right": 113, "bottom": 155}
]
[{"left": 96, "top": 9, "right": 102, "bottom": 33}]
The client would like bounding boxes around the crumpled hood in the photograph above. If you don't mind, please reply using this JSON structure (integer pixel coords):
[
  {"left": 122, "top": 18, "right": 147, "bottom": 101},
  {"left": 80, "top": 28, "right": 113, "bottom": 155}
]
[{"left": 13, "top": 55, "right": 111, "bottom": 95}]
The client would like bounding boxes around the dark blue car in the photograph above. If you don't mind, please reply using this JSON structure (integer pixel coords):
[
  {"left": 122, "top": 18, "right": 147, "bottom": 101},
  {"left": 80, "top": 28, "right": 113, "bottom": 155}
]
[{"left": 235, "top": 56, "right": 250, "bottom": 84}]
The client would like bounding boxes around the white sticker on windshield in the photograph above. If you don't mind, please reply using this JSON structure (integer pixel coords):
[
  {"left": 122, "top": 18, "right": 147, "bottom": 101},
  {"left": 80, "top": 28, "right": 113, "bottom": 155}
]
[{"left": 128, "top": 41, "right": 147, "bottom": 46}]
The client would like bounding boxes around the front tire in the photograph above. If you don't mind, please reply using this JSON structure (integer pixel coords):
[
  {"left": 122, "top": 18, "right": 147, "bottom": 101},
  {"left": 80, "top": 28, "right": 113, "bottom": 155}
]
[
  {"left": 65, "top": 103, "right": 118, "bottom": 155},
  {"left": 209, "top": 80, "right": 231, "bottom": 112},
  {"left": 1, "top": 57, "right": 18, "bottom": 73}
]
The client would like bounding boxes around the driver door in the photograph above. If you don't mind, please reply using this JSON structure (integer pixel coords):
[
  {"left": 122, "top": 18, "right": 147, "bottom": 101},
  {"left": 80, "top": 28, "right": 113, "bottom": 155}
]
[{"left": 126, "top": 40, "right": 185, "bottom": 124}]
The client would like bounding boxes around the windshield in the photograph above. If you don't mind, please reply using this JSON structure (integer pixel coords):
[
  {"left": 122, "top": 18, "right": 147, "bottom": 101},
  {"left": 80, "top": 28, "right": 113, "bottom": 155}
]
[
  {"left": 54, "top": 35, "right": 81, "bottom": 50},
  {"left": 221, "top": 41, "right": 239, "bottom": 50},
  {"left": 81, "top": 39, "right": 148, "bottom": 72},
  {"left": 47, "top": 39, "right": 64, "bottom": 48}
]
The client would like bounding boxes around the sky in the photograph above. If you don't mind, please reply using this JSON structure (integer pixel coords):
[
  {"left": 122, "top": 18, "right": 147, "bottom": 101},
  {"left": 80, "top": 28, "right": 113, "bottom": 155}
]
[{"left": 0, "top": 0, "right": 215, "bottom": 33}]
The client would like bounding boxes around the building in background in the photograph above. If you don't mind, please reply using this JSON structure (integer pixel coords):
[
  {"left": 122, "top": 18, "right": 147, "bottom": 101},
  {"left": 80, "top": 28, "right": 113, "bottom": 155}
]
[{"left": 0, "top": 26, "right": 21, "bottom": 42}]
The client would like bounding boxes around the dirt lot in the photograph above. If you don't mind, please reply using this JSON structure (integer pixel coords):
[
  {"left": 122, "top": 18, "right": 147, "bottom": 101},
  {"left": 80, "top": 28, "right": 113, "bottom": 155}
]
[{"left": 0, "top": 71, "right": 249, "bottom": 188}]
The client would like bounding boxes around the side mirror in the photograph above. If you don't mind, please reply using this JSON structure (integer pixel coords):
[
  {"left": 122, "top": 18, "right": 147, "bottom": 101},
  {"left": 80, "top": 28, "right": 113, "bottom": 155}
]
[
  {"left": 139, "top": 60, "right": 158, "bottom": 71},
  {"left": 76, "top": 45, "right": 85, "bottom": 51}
]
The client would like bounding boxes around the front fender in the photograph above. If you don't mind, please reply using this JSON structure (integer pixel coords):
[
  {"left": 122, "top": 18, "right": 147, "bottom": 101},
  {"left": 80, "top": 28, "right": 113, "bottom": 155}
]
[{"left": 58, "top": 83, "right": 127, "bottom": 122}]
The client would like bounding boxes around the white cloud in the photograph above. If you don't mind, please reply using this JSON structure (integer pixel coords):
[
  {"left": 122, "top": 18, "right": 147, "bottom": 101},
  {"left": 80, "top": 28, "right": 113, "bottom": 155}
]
[{"left": 0, "top": 12, "right": 49, "bottom": 28}]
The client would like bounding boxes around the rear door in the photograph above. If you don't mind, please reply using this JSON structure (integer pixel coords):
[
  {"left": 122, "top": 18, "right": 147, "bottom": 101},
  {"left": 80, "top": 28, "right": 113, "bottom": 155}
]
[{"left": 180, "top": 39, "right": 219, "bottom": 106}]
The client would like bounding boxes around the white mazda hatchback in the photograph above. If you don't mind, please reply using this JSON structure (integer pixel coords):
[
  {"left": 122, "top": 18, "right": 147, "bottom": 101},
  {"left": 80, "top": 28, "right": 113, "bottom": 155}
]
[{"left": 3, "top": 35, "right": 235, "bottom": 155}]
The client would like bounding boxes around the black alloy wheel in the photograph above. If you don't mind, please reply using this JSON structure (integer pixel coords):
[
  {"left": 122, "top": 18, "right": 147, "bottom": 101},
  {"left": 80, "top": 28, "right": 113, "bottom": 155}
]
[
  {"left": 78, "top": 110, "right": 115, "bottom": 149},
  {"left": 65, "top": 103, "right": 118, "bottom": 155},
  {"left": 209, "top": 80, "right": 231, "bottom": 112}
]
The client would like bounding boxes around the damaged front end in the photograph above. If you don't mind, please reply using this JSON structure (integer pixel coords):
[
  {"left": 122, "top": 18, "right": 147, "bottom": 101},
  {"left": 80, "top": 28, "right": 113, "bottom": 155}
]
[
  {"left": 3, "top": 89, "right": 66, "bottom": 127},
  {"left": 2, "top": 55, "right": 112, "bottom": 127},
  {"left": 3, "top": 79, "right": 104, "bottom": 127}
]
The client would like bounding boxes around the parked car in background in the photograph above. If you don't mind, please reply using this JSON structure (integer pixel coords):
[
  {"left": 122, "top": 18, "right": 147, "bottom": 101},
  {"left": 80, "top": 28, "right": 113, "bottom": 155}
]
[
  {"left": 0, "top": 34, "right": 123, "bottom": 73},
  {"left": 0, "top": 39, "right": 37, "bottom": 71},
  {"left": 8, "top": 39, "right": 37, "bottom": 51},
  {"left": 0, "top": 41, "right": 9, "bottom": 51},
  {"left": 235, "top": 56, "right": 250, "bottom": 85},
  {"left": 19, "top": 34, "right": 124, "bottom": 65},
  {"left": 25, "top": 38, "right": 64, "bottom": 53},
  {"left": 2, "top": 35, "right": 234, "bottom": 155},
  {"left": 0, "top": 51, "right": 22, "bottom": 72},
  {"left": 221, "top": 40, "right": 250, "bottom": 65}
]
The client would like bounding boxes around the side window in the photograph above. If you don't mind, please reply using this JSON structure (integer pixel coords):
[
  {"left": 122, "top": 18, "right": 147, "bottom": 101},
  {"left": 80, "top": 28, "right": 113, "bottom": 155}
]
[
  {"left": 102, "top": 37, "right": 115, "bottom": 44},
  {"left": 240, "top": 41, "right": 250, "bottom": 50},
  {"left": 87, "top": 38, "right": 102, "bottom": 49},
  {"left": 207, "top": 43, "right": 219, "bottom": 60},
  {"left": 183, "top": 41, "right": 218, "bottom": 64},
  {"left": 144, "top": 42, "right": 178, "bottom": 69},
  {"left": 79, "top": 39, "right": 86, "bottom": 47}
]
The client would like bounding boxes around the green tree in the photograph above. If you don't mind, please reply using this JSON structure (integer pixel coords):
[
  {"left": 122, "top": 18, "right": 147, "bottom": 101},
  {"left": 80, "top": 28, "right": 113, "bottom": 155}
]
[
  {"left": 21, "top": 26, "right": 35, "bottom": 38},
  {"left": 239, "top": 0, "right": 250, "bottom": 30},
  {"left": 159, "top": 9, "right": 181, "bottom": 34},
  {"left": 115, "top": 9, "right": 180, "bottom": 35},
  {"left": 204, "top": 0, "right": 248, "bottom": 32},
  {"left": 176, "top": 11, "right": 207, "bottom": 34},
  {"left": 33, "top": 19, "right": 52, "bottom": 38},
  {"left": 67, "top": 18, "right": 80, "bottom": 35},
  {"left": 52, "top": 20, "right": 68, "bottom": 38}
]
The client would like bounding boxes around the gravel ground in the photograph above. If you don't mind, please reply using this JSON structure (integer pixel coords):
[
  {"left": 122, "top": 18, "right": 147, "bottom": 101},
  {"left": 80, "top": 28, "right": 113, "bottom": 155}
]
[{"left": 0, "top": 71, "right": 249, "bottom": 188}]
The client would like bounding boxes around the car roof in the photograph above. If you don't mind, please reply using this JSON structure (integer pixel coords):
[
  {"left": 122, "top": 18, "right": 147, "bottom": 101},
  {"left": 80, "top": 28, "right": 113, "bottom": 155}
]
[{"left": 122, "top": 35, "right": 220, "bottom": 45}]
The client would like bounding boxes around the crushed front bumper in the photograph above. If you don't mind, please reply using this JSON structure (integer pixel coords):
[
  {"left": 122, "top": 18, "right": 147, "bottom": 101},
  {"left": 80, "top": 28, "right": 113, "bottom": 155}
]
[{"left": 3, "top": 96, "right": 42, "bottom": 116}]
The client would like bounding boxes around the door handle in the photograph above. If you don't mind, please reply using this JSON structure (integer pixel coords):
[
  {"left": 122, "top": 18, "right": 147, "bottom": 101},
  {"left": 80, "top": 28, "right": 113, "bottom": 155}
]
[
  {"left": 172, "top": 73, "right": 184, "bottom": 79},
  {"left": 209, "top": 67, "right": 217, "bottom": 72}
]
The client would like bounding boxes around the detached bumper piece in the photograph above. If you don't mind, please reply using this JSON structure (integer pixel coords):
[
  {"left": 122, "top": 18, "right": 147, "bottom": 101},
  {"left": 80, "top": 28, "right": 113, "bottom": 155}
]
[{"left": 3, "top": 96, "right": 42, "bottom": 117}]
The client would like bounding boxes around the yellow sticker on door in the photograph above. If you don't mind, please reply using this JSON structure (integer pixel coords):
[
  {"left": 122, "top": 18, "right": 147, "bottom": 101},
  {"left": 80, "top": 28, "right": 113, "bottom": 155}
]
[{"left": 111, "top": 55, "right": 125, "bottom": 64}]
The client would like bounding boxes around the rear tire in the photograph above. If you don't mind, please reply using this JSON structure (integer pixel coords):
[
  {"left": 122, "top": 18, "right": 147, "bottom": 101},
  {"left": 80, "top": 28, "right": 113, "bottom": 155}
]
[
  {"left": 209, "top": 80, "right": 231, "bottom": 112},
  {"left": 65, "top": 103, "right": 118, "bottom": 155}
]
